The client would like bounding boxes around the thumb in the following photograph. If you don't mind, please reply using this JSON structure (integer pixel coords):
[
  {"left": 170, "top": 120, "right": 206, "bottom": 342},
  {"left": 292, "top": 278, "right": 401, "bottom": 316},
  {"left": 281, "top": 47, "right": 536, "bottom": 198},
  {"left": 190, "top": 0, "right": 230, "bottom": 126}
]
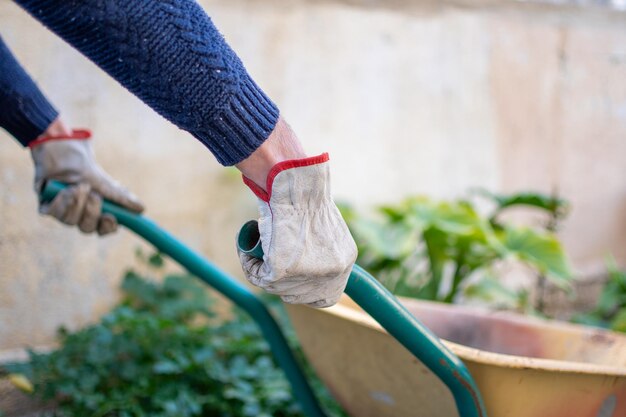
[{"left": 238, "top": 250, "right": 269, "bottom": 288}]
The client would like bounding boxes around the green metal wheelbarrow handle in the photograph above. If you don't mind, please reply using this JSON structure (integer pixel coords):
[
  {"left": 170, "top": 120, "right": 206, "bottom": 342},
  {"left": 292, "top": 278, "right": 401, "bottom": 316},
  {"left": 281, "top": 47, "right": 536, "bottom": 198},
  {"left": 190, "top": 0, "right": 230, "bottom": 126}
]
[{"left": 42, "top": 181, "right": 487, "bottom": 417}]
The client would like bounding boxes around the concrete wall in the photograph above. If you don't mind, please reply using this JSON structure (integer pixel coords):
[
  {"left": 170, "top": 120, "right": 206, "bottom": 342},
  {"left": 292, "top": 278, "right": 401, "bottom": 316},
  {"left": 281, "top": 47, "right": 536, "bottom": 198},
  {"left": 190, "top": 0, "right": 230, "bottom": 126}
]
[{"left": 1, "top": 0, "right": 625, "bottom": 350}]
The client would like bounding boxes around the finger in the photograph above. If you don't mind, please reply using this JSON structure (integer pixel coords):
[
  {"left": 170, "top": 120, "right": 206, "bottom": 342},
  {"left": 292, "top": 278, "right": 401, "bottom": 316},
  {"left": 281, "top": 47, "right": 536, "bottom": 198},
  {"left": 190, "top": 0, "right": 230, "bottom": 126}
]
[
  {"left": 41, "top": 183, "right": 90, "bottom": 226},
  {"left": 304, "top": 276, "right": 349, "bottom": 308},
  {"left": 279, "top": 275, "right": 346, "bottom": 307},
  {"left": 95, "top": 175, "right": 144, "bottom": 213},
  {"left": 305, "top": 295, "right": 342, "bottom": 309},
  {"left": 237, "top": 251, "right": 268, "bottom": 287},
  {"left": 61, "top": 183, "right": 91, "bottom": 225},
  {"left": 97, "top": 213, "right": 118, "bottom": 235},
  {"left": 39, "top": 187, "right": 74, "bottom": 217},
  {"left": 280, "top": 291, "right": 318, "bottom": 306},
  {"left": 78, "top": 192, "right": 102, "bottom": 234},
  {"left": 282, "top": 293, "right": 338, "bottom": 308},
  {"left": 306, "top": 299, "right": 331, "bottom": 308}
]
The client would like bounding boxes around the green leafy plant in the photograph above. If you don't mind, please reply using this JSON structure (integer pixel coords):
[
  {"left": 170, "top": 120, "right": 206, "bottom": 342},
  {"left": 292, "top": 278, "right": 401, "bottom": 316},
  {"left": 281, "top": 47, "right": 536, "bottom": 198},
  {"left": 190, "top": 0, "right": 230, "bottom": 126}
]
[
  {"left": 573, "top": 259, "right": 626, "bottom": 332},
  {"left": 341, "top": 192, "right": 572, "bottom": 309},
  {"left": 5, "top": 260, "right": 346, "bottom": 417}
]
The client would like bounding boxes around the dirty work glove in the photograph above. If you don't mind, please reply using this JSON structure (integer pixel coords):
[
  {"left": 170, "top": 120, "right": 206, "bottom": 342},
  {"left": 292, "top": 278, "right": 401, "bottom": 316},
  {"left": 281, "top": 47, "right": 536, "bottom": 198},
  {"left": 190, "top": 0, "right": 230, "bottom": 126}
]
[
  {"left": 238, "top": 153, "right": 357, "bottom": 308},
  {"left": 30, "top": 129, "right": 144, "bottom": 235}
]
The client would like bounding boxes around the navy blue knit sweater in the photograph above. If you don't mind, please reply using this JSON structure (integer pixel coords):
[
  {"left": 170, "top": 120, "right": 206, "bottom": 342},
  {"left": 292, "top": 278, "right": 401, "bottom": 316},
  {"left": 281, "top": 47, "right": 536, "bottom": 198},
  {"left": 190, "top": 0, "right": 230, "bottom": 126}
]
[{"left": 1, "top": 0, "right": 280, "bottom": 166}]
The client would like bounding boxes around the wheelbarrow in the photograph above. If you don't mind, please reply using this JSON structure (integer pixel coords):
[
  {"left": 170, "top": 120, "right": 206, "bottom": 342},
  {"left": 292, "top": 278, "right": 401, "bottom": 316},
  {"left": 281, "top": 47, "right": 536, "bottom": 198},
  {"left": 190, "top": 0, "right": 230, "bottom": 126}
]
[{"left": 41, "top": 181, "right": 626, "bottom": 417}]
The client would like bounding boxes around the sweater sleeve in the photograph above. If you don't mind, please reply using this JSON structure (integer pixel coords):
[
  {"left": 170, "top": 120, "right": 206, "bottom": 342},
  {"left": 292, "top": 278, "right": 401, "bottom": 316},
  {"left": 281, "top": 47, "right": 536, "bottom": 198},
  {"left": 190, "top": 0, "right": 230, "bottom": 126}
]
[
  {"left": 0, "top": 35, "right": 59, "bottom": 146},
  {"left": 14, "top": 0, "right": 280, "bottom": 166}
]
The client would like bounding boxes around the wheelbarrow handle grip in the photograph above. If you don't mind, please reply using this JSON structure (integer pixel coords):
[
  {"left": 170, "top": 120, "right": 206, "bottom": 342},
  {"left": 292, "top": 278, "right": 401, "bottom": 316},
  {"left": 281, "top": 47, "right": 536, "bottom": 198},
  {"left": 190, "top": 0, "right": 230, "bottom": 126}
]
[{"left": 238, "top": 220, "right": 488, "bottom": 417}]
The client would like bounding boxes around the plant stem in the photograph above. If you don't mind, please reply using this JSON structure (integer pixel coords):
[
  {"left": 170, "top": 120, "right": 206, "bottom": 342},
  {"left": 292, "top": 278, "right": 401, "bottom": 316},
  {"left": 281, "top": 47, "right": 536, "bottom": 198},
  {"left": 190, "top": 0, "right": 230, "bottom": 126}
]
[
  {"left": 444, "top": 252, "right": 466, "bottom": 303},
  {"left": 536, "top": 274, "right": 547, "bottom": 313},
  {"left": 423, "top": 230, "right": 441, "bottom": 301},
  {"left": 535, "top": 195, "right": 560, "bottom": 314}
]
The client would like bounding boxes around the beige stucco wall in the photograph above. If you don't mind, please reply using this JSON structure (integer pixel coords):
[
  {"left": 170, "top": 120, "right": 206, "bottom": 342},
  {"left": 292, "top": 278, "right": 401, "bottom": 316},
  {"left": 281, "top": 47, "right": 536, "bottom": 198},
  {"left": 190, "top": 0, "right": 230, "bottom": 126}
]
[{"left": 1, "top": 0, "right": 625, "bottom": 350}]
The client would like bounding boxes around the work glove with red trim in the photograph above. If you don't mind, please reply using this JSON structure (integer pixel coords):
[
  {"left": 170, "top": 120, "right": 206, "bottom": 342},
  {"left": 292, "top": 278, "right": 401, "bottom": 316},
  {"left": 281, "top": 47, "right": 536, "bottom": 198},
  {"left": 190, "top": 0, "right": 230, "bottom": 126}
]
[
  {"left": 238, "top": 153, "right": 357, "bottom": 308},
  {"left": 30, "top": 129, "right": 144, "bottom": 235}
]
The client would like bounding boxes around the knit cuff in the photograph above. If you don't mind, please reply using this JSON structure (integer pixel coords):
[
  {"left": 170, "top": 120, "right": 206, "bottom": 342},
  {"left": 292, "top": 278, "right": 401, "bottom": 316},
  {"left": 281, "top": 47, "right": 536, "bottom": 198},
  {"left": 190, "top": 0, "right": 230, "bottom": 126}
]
[
  {"left": 202, "top": 72, "right": 280, "bottom": 166},
  {"left": 1, "top": 88, "right": 58, "bottom": 147}
]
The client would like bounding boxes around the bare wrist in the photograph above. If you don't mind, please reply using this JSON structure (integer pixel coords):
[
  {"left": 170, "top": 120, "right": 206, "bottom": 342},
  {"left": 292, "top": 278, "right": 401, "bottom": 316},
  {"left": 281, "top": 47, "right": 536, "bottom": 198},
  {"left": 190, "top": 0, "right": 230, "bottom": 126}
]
[
  {"left": 236, "top": 116, "right": 306, "bottom": 190},
  {"left": 40, "top": 117, "right": 72, "bottom": 138}
]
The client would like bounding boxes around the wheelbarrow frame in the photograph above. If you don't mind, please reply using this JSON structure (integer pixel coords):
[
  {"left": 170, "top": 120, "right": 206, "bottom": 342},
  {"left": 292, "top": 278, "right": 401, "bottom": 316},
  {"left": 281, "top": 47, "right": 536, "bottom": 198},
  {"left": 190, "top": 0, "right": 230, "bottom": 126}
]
[{"left": 41, "top": 180, "right": 487, "bottom": 417}]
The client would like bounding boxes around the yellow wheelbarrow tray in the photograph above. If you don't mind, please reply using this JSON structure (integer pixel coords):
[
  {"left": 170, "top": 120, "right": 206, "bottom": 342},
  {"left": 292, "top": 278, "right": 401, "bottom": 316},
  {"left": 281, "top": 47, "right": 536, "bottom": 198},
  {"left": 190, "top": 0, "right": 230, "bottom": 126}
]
[{"left": 287, "top": 296, "right": 626, "bottom": 417}]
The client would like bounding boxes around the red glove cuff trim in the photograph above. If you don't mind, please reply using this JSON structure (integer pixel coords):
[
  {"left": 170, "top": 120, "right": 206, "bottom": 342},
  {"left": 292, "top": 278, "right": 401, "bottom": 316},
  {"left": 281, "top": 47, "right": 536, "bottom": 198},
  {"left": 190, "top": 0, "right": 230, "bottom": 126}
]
[
  {"left": 242, "top": 153, "right": 330, "bottom": 202},
  {"left": 28, "top": 129, "right": 92, "bottom": 148}
]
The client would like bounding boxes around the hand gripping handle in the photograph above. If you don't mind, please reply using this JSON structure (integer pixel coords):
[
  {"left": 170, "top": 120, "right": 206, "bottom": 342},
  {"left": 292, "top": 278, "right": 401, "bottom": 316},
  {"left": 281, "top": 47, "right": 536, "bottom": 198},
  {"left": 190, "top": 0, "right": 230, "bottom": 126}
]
[{"left": 237, "top": 220, "right": 487, "bottom": 417}]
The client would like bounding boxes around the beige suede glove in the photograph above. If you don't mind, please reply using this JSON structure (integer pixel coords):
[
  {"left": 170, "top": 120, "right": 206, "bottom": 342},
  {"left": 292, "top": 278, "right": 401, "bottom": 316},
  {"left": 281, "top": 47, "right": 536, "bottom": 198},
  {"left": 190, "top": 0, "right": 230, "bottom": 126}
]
[
  {"left": 238, "top": 153, "right": 357, "bottom": 308},
  {"left": 30, "top": 129, "right": 144, "bottom": 235}
]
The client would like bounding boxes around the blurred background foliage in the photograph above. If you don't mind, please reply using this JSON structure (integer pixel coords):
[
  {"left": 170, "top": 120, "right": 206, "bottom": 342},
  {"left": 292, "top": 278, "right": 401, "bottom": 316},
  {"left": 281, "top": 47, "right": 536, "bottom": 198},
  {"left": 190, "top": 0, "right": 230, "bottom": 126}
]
[
  {"left": 339, "top": 190, "right": 572, "bottom": 313},
  {"left": 340, "top": 189, "right": 626, "bottom": 328}
]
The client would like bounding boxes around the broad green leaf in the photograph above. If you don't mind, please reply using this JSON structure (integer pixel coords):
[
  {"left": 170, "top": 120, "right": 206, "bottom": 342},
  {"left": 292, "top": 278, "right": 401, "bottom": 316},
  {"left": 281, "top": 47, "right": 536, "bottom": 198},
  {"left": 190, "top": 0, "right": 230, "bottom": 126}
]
[
  {"left": 431, "top": 205, "right": 484, "bottom": 236},
  {"left": 464, "top": 276, "right": 521, "bottom": 309},
  {"left": 500, "top": 228, "right": 573, "bottom": 287},
  {"left": 378, "top": 205, "right": 410, "bottom": 223},
  {"left": 404, "top": 198, "right": 479, "bottom": 235},
  {"left": 476, "top": 189, "right": 569, "bottom": 216},
  {"left": 352, "top": 218, "right": 418, "bottom": 260}
]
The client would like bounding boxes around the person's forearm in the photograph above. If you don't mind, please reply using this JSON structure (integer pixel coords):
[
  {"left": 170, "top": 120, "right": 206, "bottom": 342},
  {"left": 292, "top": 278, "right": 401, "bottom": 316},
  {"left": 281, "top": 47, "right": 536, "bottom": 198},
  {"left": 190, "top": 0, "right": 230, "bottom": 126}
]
[
  {"left": 0, "top": 35, "right": 59, "bottom": 145},
  {"left": 15, "top": 0, "right": 280, "bottom": 166}
]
